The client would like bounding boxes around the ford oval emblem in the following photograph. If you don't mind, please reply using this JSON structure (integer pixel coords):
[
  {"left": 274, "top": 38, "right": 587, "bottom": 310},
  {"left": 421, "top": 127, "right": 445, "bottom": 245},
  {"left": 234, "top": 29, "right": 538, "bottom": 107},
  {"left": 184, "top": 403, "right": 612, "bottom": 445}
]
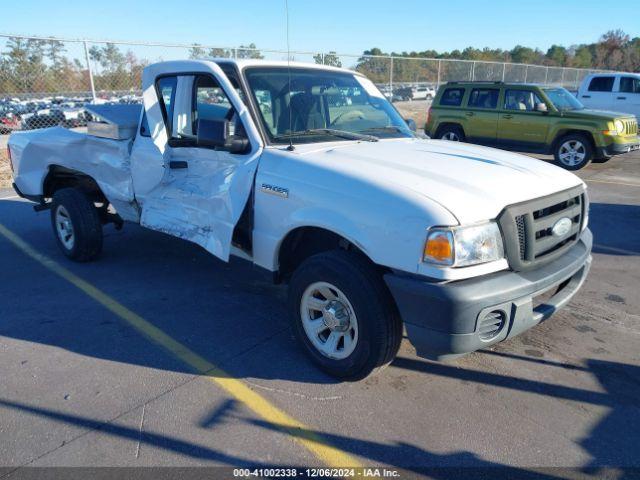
[{"left": 552, "top": 217, "right": 572, "bottom": 237}]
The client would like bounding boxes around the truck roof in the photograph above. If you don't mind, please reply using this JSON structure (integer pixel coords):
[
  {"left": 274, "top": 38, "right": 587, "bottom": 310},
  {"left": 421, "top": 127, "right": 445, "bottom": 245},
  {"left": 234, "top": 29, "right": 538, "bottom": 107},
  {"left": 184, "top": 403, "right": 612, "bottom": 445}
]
[{"left": 150, "top": 58, "right": 360, "bottom": 76}]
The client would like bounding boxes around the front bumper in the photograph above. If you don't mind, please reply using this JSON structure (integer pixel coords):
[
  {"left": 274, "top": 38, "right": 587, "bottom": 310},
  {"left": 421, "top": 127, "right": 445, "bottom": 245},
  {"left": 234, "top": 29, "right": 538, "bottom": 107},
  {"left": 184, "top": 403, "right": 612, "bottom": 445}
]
[
  {"left": 597, "top": 137, "right": 640, "bottom": 157},
  {"left": 384, "top": 228, "right": 592, "bottom": 360}
]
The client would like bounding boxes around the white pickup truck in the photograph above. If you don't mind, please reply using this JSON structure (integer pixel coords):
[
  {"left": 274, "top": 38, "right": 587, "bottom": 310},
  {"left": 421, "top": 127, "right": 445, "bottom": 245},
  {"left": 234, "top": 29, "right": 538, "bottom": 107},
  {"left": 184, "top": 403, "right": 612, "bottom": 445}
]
[
  {"left": 8, "top": 59, "right": 592, "bottom": 379},
  {"left": 577, "top": 73, "right": 640, "bottom": 120}
]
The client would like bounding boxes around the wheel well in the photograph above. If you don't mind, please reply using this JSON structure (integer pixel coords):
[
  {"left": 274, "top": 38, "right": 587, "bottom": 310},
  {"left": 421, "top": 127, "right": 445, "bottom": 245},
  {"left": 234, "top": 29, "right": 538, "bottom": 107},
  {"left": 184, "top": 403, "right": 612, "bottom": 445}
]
[
  {"left": 43, "top": 166, "right": 106, "bottom": 203},
  {"left": 277, "top": 227, "right": 370, "bottom": 283},
  {"left": 435, "top": 122, "right": 464, "bottom": 138},
  {"left": 552, "top": 130, "right": 596, "bottom": 151}
]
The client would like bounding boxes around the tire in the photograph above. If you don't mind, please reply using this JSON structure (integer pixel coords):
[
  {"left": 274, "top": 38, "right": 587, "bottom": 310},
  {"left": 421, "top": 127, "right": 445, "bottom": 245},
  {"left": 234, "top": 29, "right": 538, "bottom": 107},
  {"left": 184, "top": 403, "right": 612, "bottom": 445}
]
[
  {"left": 288, "top": 250, "right": 402, "bottom": 380},
  {"left": 554, "top": 134, "right": 593, "bottom": 170},
  {"left": 50, "top": 187, "right": 103, "bottom": 261},
  {"left": 436, "top": 125, "right": 465, "bottom": 142}
]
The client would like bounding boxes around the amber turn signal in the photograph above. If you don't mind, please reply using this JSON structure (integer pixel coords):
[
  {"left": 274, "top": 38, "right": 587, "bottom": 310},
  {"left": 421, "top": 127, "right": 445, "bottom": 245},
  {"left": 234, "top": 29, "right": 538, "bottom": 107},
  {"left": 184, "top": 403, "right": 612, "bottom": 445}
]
[{"left": 424, "top": 230, "right": 454, "bottom": 265}]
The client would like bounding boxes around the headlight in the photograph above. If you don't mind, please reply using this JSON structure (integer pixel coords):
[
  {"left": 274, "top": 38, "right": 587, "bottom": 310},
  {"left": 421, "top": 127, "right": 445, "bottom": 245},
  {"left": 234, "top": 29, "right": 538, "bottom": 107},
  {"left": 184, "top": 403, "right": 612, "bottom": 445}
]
[
  {"left": 614, "top": 120, "right": 625, "bottom": 135},
  {"left": 424, "top": 222, "right": 504, "bottom": 267},
  {"left": 582, "top": 191, "right": 590, "bottom": 232}
]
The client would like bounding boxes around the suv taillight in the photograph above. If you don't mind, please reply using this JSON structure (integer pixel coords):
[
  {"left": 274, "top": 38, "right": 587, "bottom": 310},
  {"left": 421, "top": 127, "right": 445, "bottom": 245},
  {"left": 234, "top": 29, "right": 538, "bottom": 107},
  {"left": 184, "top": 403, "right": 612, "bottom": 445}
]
[{"left": 426, "top": 106, "right": 431, "bottom": 125}]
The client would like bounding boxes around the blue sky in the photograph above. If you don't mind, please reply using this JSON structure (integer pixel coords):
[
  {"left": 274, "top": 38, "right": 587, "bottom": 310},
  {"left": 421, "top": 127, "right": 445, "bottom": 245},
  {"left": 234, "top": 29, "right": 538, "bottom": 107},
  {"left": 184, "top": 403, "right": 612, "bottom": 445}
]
[{"left": 3, "top": 0, "right": 639, "bottom": 54}]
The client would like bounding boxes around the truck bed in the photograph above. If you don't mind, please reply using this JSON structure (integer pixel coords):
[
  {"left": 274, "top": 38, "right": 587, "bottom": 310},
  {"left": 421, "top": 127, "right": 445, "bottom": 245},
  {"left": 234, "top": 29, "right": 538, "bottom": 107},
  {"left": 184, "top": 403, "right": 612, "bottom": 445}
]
[{"left": 9, "top": 126, "right": 136, "bottom": 215}]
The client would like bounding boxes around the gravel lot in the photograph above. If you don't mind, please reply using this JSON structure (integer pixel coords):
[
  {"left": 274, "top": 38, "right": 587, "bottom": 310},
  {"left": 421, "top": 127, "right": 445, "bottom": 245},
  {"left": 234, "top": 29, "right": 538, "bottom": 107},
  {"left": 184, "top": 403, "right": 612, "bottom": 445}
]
[
  {"left": 0, "top": 143, "right": 639, "bottom": 477},
  {"left": 394, "top": 99, "right": 431, "bottom": 128},
  {"left": 0, "top": 136, "right": 10, "bottom": 189}
]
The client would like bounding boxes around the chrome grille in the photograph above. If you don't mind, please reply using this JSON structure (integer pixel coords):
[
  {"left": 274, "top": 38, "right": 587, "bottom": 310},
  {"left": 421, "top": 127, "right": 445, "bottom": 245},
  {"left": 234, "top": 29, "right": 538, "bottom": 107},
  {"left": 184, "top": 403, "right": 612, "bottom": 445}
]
[
  {"left": 498, "top": 186, "right": 585, "bottom": 271},
  {"left": 515, "top": 215, "right": 526, "bottom": 260},
  {"left": 624, "top": 118, "right": 638, "bottom": 136}
]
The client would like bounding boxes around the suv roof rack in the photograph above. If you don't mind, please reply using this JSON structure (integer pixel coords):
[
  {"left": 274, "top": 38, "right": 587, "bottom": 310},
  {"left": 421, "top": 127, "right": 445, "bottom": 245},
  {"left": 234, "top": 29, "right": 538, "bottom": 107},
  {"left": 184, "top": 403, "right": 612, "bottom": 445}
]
[{"left": 446, "top": 81, "right": 505, "bottom": 85}]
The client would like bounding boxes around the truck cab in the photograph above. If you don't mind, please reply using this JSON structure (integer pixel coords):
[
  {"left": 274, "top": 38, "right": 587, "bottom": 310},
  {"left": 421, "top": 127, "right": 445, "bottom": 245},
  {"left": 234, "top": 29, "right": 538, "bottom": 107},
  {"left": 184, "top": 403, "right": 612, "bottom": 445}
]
[{"left": 577, "top": 73, "right": 640, "bottom": 119}]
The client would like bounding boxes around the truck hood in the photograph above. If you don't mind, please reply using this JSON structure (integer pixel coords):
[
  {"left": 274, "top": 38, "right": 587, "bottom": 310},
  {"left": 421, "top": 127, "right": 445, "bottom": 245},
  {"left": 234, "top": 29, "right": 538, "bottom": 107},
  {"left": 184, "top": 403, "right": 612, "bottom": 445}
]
[{"left": 294, "top": 138, "right": 584, "bottom": 224}]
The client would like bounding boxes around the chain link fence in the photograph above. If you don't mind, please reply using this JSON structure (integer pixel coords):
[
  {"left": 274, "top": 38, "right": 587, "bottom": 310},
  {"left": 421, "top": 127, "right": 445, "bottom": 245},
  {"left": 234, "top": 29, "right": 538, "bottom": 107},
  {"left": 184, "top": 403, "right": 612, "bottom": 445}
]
[{"left": 0, "top": 33, "right": 613, "bottom": 135}]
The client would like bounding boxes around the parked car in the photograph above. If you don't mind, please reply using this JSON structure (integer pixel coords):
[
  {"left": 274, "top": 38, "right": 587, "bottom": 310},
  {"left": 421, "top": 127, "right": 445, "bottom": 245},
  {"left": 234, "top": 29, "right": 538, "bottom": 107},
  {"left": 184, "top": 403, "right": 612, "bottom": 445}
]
[
  {"left": 394, "top": 86, "right": 414, "bottom": 101},
  {"left": 577, "top": 73, "right": 640, "bottom": 120},
  {"left": 22, "top": 108, "right": 66, "bottom": 130},
  {"left": 425, "top": 81, "right": 640, "bottom": 170},
  {"left": 9, "top": 60, "right": 592, "bottom": 379},
  {"left": 0, "top": 109, "right": 20, "bottom": 134},
  {"left": 412, "top": 85, "right": 436, "bottom": 101}
]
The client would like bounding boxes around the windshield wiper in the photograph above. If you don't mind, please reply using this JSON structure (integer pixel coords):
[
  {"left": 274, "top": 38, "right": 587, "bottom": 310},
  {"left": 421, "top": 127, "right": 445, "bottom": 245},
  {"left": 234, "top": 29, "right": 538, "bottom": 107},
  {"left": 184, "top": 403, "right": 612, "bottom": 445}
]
[{"left": 274, "top": 128, "right": 378, "bottom": 142}]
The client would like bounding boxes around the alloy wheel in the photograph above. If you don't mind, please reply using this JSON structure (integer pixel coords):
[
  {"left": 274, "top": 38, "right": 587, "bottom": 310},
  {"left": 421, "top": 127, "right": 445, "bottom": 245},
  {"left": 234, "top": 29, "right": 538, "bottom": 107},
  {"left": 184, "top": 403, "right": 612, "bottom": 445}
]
[
  {"left": 558, "top": 140, "right": 586, "bottom": 167},
  {"left": 300, "top": 281, "right": 359, "bottom": 360}
]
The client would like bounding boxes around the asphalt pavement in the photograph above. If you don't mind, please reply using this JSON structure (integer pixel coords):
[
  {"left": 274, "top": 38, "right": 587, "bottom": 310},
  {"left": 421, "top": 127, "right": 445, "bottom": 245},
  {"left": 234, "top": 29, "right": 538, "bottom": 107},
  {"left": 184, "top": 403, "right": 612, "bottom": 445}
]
[{"left": 0, "top": 150, "right": 639, "bottom": 477}]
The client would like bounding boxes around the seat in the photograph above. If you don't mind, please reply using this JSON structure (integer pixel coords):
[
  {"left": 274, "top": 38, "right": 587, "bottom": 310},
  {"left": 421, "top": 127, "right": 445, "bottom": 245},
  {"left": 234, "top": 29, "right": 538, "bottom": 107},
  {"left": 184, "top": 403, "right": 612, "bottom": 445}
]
[{"left": 278, "top": 92, "right": 326, "bottom": 133}]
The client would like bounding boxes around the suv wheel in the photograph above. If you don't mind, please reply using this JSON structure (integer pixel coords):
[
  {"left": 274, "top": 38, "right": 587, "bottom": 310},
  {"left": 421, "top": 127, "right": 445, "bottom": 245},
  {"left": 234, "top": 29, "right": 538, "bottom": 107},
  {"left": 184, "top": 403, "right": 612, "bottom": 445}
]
[
  {"left": 288, "top": 250, "right": 402, "bottom": 380},
  {"left": 50, "top": 188, "right": 103, "bottom": 261},
  {"left": 437, "top": 125, "right": 465, "bottom": 142},
  {"left": 554, "top": 134, "right": 593, "bottom": 170}
]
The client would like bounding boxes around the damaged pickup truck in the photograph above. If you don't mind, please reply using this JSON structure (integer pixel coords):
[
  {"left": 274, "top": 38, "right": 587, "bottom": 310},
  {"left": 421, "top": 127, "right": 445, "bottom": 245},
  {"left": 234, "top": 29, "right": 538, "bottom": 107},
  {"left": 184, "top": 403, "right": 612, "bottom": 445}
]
[{"left": 8, "top": 60, "right": 592, "bottom": 379}]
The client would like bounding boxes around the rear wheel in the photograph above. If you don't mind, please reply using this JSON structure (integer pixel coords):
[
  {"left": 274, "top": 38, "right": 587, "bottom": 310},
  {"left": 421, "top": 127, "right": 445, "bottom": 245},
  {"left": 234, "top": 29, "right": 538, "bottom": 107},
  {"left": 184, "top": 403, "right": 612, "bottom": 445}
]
[
  {"left": 437, "top": 125, "right": 465, "bottom": 142},
  {"left": 554, "top": 134, "right": 593, "bottom": 170},
  {"left": 288, "top": 250, "right": 402, "bottom": 380},
  {"left": 50, "top": 188, "right": 103, "bottom": 261}
]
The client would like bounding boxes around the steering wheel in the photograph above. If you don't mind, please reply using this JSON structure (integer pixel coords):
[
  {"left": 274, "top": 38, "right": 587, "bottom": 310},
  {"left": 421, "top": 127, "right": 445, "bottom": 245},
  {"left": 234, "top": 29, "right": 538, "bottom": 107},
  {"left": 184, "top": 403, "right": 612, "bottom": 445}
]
[{"left": 330, "top": 110, "right": 365, "bottom": 126}]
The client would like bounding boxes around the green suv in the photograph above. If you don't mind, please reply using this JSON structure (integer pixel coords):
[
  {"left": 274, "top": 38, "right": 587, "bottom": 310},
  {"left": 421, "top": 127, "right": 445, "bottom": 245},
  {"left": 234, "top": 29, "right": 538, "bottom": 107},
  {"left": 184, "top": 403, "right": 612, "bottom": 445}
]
[{"left": 425, "top": 81, "right": 640, "bottom": 169}]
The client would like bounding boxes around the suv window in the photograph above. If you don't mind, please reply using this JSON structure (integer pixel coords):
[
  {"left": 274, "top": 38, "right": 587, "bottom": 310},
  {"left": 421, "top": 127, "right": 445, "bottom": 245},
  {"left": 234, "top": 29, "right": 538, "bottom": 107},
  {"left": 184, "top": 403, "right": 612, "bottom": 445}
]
[
  {"left": 467, "top": 88, "right": 499, "bottom": 109},
  {"left": 504, "top": 90, "right": 544, "bottom": 111},
  {"left": 439, "top": 88, "right": 464, "bottom": 106},
  {"left": 588, "top": 76, "right": 615, "bottom": 92},
  {"left": 620, "top": 76, "right": 640, "bottom": 94}
]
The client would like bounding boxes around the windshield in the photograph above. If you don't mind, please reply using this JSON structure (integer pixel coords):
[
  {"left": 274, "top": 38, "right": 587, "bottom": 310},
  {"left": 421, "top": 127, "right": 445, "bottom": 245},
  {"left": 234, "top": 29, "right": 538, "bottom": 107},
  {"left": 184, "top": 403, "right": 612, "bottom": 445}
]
[
  {"left": 244, "top": 67, "right": 414, "bottom": 144},
  {"left": 543, "top": 87, "right": 584, "bottom": 111}
]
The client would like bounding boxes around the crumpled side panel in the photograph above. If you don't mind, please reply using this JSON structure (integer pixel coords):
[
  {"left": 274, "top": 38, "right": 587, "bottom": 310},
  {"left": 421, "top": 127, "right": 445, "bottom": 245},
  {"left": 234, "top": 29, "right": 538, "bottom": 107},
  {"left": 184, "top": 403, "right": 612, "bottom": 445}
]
[
  {"left": 137, "top": 60, "right": 264, "bottom": 262},
  {"left": 10, "top": 127, "right": 135, "bottom": 208},
  {"left": 139, "top": 147, "right": 260, "bottom": 260}
]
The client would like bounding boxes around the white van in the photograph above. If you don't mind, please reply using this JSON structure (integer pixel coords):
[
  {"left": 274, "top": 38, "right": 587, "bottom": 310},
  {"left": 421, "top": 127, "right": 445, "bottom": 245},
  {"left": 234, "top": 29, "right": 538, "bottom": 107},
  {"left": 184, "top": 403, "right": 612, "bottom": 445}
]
[{"left": 577, "top": 73, "right": 640, "bottom": 119}]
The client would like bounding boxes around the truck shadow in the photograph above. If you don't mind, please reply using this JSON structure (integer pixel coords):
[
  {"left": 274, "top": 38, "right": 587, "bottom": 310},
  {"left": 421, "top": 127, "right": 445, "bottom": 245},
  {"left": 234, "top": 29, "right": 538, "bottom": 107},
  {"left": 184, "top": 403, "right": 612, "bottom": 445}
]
[
  {"left": 0, "top": 198, "right": 639, "bottom": 472},
  {"left": 589, "top": 203, "right": 640, "bottom": 256},
  {"left": 392, "top": 353, "right": 640, "bottom": 475}
]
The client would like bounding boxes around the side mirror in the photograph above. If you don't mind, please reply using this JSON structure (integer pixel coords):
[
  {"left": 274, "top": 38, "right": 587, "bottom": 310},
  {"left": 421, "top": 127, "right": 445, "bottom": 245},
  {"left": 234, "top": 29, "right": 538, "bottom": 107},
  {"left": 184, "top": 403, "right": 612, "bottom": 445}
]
[
  {"left": 197, "top": 118, "right": 228, "bottom": 148},
  {"left": 405, "top": 118, "right": 417, "bottom": 132},
  {"left": 535, "top": 103, "right": 548, "bottom": 113},
  {"left": 197, "top": 118, "right": 249, "bottom": 153}
]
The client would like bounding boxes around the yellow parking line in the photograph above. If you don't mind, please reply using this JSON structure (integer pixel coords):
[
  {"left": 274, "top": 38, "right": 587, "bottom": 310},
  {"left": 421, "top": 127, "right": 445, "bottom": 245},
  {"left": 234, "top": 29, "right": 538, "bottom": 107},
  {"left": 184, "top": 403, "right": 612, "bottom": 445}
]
[{"left": 0, "top": 222, "right": 361, "bottom": 468}]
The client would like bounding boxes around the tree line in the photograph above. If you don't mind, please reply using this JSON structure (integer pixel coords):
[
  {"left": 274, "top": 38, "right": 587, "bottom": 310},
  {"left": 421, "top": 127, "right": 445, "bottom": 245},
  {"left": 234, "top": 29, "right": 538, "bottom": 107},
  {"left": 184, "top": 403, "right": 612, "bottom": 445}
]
[
  {"left": 360, "top": 30, "right": 640, "bottom": 70},
  {"left": 0, "top": 38, "right": 148, "bottom": 95},
  {"left": 1, "top": 30, "right": 638, "bottom": 96}
]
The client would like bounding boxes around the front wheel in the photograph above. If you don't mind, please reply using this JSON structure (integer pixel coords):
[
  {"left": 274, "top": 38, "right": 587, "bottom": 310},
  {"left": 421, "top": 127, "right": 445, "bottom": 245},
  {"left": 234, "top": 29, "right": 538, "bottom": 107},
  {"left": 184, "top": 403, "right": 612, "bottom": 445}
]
[
  {"left": 288, "top": 250, "right": 402, "bottom": 380},
  {"left": 437, "top": 125, "right": 465, "bottom": 142},
  {"left": 554, "top": 134, "right": 593, "bottom": 170}
]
